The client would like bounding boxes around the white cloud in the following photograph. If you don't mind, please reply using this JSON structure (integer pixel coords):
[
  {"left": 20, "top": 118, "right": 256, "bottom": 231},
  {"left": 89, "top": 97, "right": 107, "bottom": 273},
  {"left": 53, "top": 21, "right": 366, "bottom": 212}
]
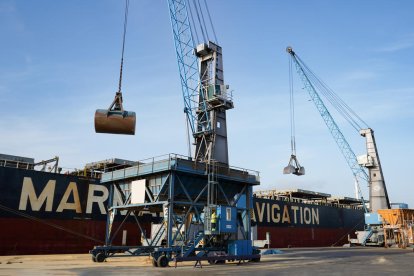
[
  {"left": 341, "top": 70, "right": 378, "bottom": 81},
  {"left": 376, "top": 34, "right": 414, "bottom": 53}
]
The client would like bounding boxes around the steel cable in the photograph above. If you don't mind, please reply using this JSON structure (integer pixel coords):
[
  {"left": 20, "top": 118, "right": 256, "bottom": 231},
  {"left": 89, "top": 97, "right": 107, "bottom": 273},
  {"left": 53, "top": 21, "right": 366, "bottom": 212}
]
[
  {"left": 296, "top": 55, "right": 369, "bottom": 132},
  {"left": 192, "top": 0, "right": 207, "bottom": 43},
  {"left": 117, "top": 0, "right": 130, "bottom": 94},
  {"left": 289, "top": 56, "right": 297, "bottom": 155},
  {"left": 197, "top": 0, "right": 210, "bottom": 42},
  {"left": 187, "top": 0, "right": 200, "bottom": 45},
  {"left": 203, "top": 0, "right": 218, "bottom": 44}
]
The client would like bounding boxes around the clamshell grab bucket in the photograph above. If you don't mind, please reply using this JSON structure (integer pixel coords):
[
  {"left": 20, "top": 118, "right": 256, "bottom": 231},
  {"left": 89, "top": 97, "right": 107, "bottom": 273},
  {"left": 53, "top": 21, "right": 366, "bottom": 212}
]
[
  {"left": 283, "top": 155, "right": 305, "bottom": 176},
  {"left": 97, "top": 1, "right": 135, "bottom": 136},
  {"left": 94, "top": 109, "right": 136, "bottom": 135}
]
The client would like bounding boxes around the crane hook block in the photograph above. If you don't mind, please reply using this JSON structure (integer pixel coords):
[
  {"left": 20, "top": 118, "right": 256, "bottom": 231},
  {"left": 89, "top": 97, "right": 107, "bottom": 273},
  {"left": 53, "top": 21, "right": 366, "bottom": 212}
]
[{"left": 283, "top": 155, "right": 305, "bottom": 176}]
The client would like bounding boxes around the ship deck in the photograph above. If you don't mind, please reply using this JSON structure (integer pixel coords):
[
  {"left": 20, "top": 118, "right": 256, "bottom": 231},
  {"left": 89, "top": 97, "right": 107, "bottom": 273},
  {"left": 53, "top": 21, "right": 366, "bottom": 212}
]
[{"left": 254, "top": 188, "right": 364, "bottom": 210}]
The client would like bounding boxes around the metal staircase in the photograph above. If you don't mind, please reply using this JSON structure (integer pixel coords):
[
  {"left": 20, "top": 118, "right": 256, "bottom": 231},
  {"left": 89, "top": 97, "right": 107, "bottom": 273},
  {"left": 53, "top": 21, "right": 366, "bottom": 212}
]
[
  {"left": 151, "top": 225, "right": 166, "bottom": 246},
  {"left": 181, "top": 231, "right": 204, "bottom": 257},
  {"left": 361, "top": 228, "right": 374, "bottom": 246}
]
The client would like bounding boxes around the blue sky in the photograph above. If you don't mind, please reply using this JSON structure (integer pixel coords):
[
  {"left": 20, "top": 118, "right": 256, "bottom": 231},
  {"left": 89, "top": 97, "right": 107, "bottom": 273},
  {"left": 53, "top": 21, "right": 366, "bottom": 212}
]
[{"left": 1, "top": 0, "right": 413, "bottom": 207}]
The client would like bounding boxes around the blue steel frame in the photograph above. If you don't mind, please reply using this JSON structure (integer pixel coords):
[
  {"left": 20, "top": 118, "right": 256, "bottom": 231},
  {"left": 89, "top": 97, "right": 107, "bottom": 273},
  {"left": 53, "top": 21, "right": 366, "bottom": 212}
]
[{"left": 90, "top": 154, "right": 260, "bottom": 263}]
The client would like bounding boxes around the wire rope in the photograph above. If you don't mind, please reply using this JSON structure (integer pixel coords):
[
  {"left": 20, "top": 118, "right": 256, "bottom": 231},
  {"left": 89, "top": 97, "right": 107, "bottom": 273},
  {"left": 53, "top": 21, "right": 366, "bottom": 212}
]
[
  {"left": 295, "top": 54, "right": 369, "bottom": 132},
  {"left": 306, "top": 67, "right": 363, "bottom": 130},
  {"left": 187, "top": 0, "right": 200, "bottom": 44},
  {"left": 117, "top": 0, "right": 130, "bottom": 94},
  {"left": 203, "top": 0, "right": 218, "bottom": 43},
  {"left": 192, "top": 0, "right": 207, "bottom": 43},
  {"left": 197, "top": 0, "right": 210, "bottom": 41},
  {"left": 187, "top": 0, "right": 219, "bottom": 45},
  {"left": 288, "top": 56, "right": 297, "bottom": 155}
]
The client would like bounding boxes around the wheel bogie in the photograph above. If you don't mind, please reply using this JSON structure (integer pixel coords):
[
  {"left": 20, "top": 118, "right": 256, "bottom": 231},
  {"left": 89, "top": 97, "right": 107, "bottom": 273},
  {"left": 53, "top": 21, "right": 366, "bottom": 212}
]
[
  {"left": 95, "top": 252, "right": 106, "bottom": 263},
  {"left": 157, "top": 255, "right": 169, "bottom": 267}
]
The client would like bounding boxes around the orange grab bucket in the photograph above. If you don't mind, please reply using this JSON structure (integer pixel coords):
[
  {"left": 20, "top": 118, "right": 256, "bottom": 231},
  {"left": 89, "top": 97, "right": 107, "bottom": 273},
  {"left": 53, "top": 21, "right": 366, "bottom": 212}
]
[{"left": 94, "top": 109, "right": 136, "bottom": 135}]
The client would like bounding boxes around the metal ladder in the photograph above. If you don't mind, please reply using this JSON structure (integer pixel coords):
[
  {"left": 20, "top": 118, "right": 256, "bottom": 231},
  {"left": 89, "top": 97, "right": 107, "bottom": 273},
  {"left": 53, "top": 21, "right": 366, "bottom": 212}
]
[{"left": 181, "top": 231, "right": 204, "bottom": 258}]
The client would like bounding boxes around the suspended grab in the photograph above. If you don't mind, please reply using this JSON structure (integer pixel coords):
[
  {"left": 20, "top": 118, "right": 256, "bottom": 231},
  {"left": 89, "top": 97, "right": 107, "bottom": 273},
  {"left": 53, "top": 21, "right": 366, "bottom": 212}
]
[
  {"left": 283, "top": 155, "right": 305, "bottom": 176},
  {"left": 94, "top": 0, "right": 136, "bottom": 135},
  {"left": 283, "top": 46, "right": 305, "bottom": 176},
  {"left": 94, "top": 93, "right": 136, "bottom": 135}
]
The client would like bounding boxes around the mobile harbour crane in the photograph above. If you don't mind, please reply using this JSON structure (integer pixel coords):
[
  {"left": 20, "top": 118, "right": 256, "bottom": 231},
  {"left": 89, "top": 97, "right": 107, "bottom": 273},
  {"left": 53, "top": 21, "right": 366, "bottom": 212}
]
[
  {"left": 90, "top": 0, "right": 260, "bottom": 266},
  {"left": 286, "top": 46, "right": 391, "bottom": 246}
]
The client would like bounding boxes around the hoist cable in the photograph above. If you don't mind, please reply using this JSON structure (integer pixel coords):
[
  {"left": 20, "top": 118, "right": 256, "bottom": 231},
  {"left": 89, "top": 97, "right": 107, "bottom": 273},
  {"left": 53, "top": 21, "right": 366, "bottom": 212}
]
[
  {"left": 192, "top": 0, "right": 207, "bottom": 43},
  {"left": 117, "top": 0, "right": 130, "bottom": 94},
  {"left": 187, "top": 0, "right": 200, "bottom": 44},
  {"left": 203, "top": 0, "right": 218, "bottom": 43},
  {"left": 289, "top": 56, "right": 297, "bottom": 155},
  {"left": 302, "top": 58, "right": 365, "bottom": 130},
  {"left": 197, "top": 0, "right": 210, "bottom": 41},
  {"left": 185, "top": 113, "right": 192, "bottom": 158},
  {"left": 187, "top": 0, "right": 218, "bottom": 45},
  {"left": 305, "top": 66, "right": 363, "bottom": 130},
  {"left": 295, "top": 54, "right": 369, "bottom": 132},
  {"left": 305, "top": 68, "right": 361, "bottom": 131}
]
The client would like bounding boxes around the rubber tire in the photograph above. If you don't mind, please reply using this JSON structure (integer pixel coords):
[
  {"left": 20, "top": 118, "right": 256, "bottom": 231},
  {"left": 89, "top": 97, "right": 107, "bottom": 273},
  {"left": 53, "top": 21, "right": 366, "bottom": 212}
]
[
  {"left": 251, "top": 257, "right": 261, "bottom": 262},
  {"left": 95, "top": 252, "right": 106, "bottom": 263},
  {"left": 152, "top": 257, "right": 158, "bottom": 267},
  {"left": 91, "top": 255, "right": 97, "bottom": 262},
  {"left": 157, "top": 255, "right": 169, "bottom": 268}
]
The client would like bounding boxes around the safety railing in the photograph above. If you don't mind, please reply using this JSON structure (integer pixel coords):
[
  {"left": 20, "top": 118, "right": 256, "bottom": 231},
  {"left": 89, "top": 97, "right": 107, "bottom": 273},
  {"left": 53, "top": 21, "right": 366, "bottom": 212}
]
[
  {"left": 100, "top": 153, "right": 260, "bottom": 184},
  {"left": 0, "top": 159, "right": 34, "bottom": 170},
  {"left": 254, "top": 190, "right": 364, "bottom": 210}
]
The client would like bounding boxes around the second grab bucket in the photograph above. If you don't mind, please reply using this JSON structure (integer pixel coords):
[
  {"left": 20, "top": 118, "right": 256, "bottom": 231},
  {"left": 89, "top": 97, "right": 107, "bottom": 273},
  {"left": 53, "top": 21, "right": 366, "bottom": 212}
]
[{"left": 283, "top": 155, "right": 305, "bottom": 176}]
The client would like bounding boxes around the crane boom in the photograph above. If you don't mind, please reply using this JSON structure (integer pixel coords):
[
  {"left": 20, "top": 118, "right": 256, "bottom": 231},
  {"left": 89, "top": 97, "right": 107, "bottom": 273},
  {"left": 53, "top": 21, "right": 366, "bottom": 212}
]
[
  {"left": 167, "top": 0, "right": 211, "bottom": 138},
  {"left": 287, "top": 47, "right": 368, "bottom": 182}
]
